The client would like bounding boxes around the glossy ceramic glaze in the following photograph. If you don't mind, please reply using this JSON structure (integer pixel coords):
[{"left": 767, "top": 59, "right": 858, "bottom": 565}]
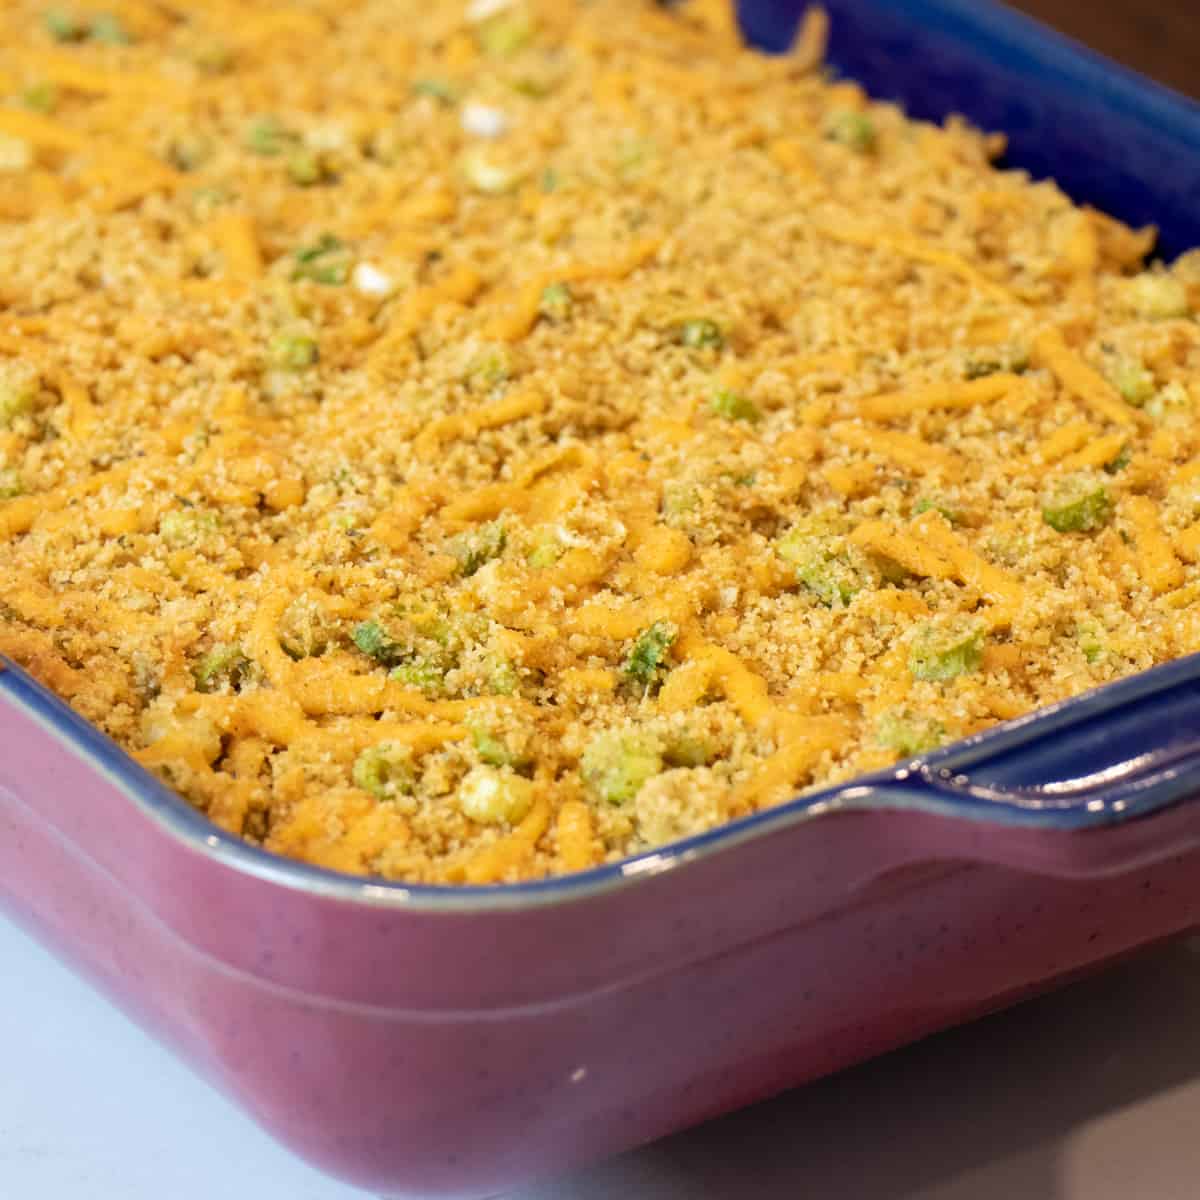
[{"left": 4, "top": 2, "right": 1200, "bottom": 1195}]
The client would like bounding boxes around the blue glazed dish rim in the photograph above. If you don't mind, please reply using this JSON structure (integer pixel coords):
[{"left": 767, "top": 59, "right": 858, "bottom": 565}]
[{"left": 4, "top": 0, "right": 1200, "bottom": 910}]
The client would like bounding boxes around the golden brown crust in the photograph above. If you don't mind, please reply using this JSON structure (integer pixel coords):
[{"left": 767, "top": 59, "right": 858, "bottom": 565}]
[{"left": 1, "top": 0, "right": 1198, "bottom": 881}]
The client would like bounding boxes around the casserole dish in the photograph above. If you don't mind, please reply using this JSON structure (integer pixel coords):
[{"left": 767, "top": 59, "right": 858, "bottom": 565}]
[{"left": 5, "top": 0, "right": 1200, "bottom": 1195}]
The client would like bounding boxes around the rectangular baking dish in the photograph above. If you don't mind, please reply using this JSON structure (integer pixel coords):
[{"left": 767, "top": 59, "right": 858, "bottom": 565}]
[{"left": 4, "top": 2, "right": 1200, "bottom": 1196}]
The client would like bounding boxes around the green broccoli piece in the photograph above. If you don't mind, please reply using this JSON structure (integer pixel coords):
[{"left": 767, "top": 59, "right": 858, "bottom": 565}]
[
  {"left": 777, "top": 524, "right": 862, "bottom": 607},
  {"left": 709, "top": 389, "right": 761, "bottom": 423},
  {"left": 1042, "top": 476, "right": 1113, "bottom": 533},
  {"left": 193, "top": 645, "right": 251, "bottom": 693},
  {"left": 0, "top": 367, "right": 37, "bottom": 428},
  {"left": 291, "top": 234, "right": 351, "bottom": 284},
  {"left": 20, "top": 82, "right": 58, "bottom": 113},
  {"left": 912, "top": 497, "right": 962, "bottom": 526},
  {"left": 0, "top": 469, "right": 24, "bottom": 500},
  {"left": 159, "top": 507, "right": 219, "bottom": 548},
  {"left": 277, "top": 600, "right": 330, "bottom": 660},
  {"left": 1077, "top": 621, "right": 1106, "bottom": 665},
  {"left": 826, "top": 109, "right": 876, "bottom": 153},
  {"left": 167, "top": 134, "right": 213, "bottom": 173},
  {"left": 412, "top": 78, "right": 458, "bottom": 105},
  {"left": 458, "top": 765, "right": 535, "bottom": 825},
  {"left": 964, "top": 346, "right": 1029, "bottom": 379},
  {"left": 538, "top": 281, "right": 573, "bottom": 323},
  {"left": 623, "top": 621, "right": 678, "bottom": 686},
  {"left": 286, "top": 149, "right": 327, "bottom": 186},
  {"left": 581, "top": 730, "right": 663, "bottom": 805},
  {"left": 908, "top": 620, "right": 984, "bottom": 682},
  {"left": 1146, "top": 381, "right": 1192, "bottom": 426},
  {"left": 1109, "top": 358, "right": 1156, "bottom": 407},
  {"left": 476, "top": 11, "right": 533, "bottom": 56},
  {"left": 450, "top": 520, "right": 506, "bottom": 576},
  {"left": 877, "top": 710, "right": 946, "bottom": 757},
  {"left": 526, "top": 530, "right": 564, "bottom": 569},
  {"left": 468, "top": 718, "right": 531, "bottom": 769},
  {"left": 466, "top": 346, "right": 512, "bottom": 389},
  {"left": 89, "top": 12, "right": 130, "bottom": 43},
  {"left": 389, "top": 659, "right": 445, "bottom": 695},
  {"left": 245, "top": 115, "right": 297, "bottom": 157},
  {"left": 352, "top": 620, "right": 406, "bottom": 666},
  {"left": 679, "top": 319, "right": 724, "bottom": 350},
  {"left": 352, "top": 742, "right": 416, "bottom": 801},
  {"left": 661, "top": 480, "right": 701, "bottom": 524},
  {"left": 269, "top": 332, "right": 318, "bottom": 370},
  {"left": 486, "top": 659, "right": 521, "bottom": 696},
  {"left": 43, "top": 8, "right": 84, "bottom": 41}
]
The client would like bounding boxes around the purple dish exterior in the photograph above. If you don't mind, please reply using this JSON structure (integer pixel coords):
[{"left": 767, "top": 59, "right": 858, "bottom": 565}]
[
  {"left": 5, "top": 3, "right": 1200, "bottom": 1196},
  {"left": 7, "top": 661, "right": 1200, "bottom": 1197}
]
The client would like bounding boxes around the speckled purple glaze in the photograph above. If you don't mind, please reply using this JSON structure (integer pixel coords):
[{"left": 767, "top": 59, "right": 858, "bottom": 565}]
[
  {"left": 5, "top": 660, "right": 1200, "bottom": 1198},
  {"left": 4, "top": 3, "right": 1200, "bottom": 1196}
]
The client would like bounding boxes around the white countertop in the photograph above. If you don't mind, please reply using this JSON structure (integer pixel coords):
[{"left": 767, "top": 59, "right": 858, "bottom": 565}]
[{"left": 4, "top": 912, "right": 1200, "bottom": 1199}]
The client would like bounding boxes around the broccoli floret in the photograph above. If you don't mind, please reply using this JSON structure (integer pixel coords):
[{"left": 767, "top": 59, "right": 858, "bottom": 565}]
[
  {"left": 0, "top": 469, "right": 22, "bottom": 500},
  {"left": 908, "top": 620, "right": 985, "bottom": 682},
  {"left": 679, "top": 319, "right": 724, "bottom": 350},
  {"left": 1077, "top": 621, "right": 1106, "bottom": 665},
  {"left": 468, "top": 718, "right": 531, "bottom": 769},
  {"left": 826, "top": 110, "right": 876, "bottom": 152},
  {"left": 913, "top": 497, "right": 962, "bottom": 526},
  {"left": 389, "top": 659, "right": 445, "bottom": 695},
  {"left": 623, "top": 621, "right": 678, "bottom": 687},
  {"left": 1042, "top": 476, "right": 1113, "bottom": 533},
  {"left": 292, "top": 234, "right": 351, "bottom": 285},
  {"left": 1109, "top": 358, "right": 1156, "bottom": 406},
  {"left": 476, "top": 10, "right": 534, "bottom": 57},
  {"left": 1146, "top": 381, "right": 1192, "bottom": 427},
  {"left": 0, "top": 365, "right": 38, "bottom": 428},
  {"left": 269, "top": 332, "right": 319, "bottom": 370},
  {"left": 581, "top": 730, "right": 663, "bottom": 805},
  {"left": 159, "top": 507, "right": 219, "bottom": 548},
  {"left": 777, "top": 524, "right": 862, "bottom": 606},
  {"left": 193, "top": 645, "right": 251, "bottom": 693},
  {"left": 286, "top": 149, "right": 328, "bottom": 186},
  {"left": 526, "top": 530, "right": 564, "bottom": 568},
  {"left": 352, "top": 742, "right": 417, "bottom": 802},
  {"left": 709, "top": 389, "right": 761, "bottom": 423},
  {"left": 245, "top": 115, "right": 297, "bottom": 157},
  {"left": 352, "top": 619, "right": 406, "bottom": 666},
  {"left": 964, "top": 346, "right": 1029, "bottom": 379},
  {"left": 90, "top": 12, "right": 131, "bottom": 43},
  {"left": 278, "top": 600, "right": 330, "bottom": 660},
  {"left": 458, "top": 765, "right": 535, "bottom": 825},
  {"left": 43, "top": 8, "right": 84, "bottom": 42},
  {"left": 538, "top": 282, "right": 573, "bottom": 323},
  {"left": 877, "top": 710, "right": 946, "bottom": 757},
  {"left": 450, "top": 520, "right": 506, "bottom": 576},
  {"left": 20, "top": 82, "right": 57, "bottom": 113},
  {"left": 486, "top": 658, "right": 521, "bottom": 696},
  {"left": 412, "top": 78, "right": 458, "bottom": 105}
]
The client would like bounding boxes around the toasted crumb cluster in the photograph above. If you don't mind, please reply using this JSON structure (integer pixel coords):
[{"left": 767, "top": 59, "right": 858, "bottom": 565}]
[{"left": 3, "top": 0, "right": 1200, "bottom": 883}]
